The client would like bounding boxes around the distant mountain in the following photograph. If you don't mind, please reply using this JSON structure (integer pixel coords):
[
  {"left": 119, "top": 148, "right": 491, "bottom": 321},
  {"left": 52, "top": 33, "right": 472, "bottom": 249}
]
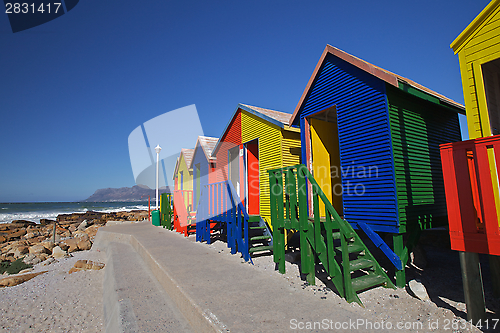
[{"left": 82, "top": 185, "right": 171, "bottom": 202}]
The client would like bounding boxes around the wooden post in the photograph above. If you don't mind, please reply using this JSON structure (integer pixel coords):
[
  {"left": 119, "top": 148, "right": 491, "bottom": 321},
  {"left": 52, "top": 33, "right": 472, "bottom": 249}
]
[
  {"left": 393, "top": 233, "right": 406, "bottom": 288},
  {"left": 52, "top": 222, "right": 56, "bottom": 244},
  {"left": 489, "top": 254, "right": 500, "bottom": 299},
  {"left": 459, "top": 251, "right": 486, "bottom": 322}
]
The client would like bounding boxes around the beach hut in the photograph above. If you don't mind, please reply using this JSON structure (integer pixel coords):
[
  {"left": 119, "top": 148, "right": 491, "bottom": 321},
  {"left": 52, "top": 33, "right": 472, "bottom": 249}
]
[
  {"left": 212, "top": 104, "right": 301, "bottom": 221},
  {"left": 172, "top": 148, "right": 195, "bottom": 236},
  {"left": 190, "top": 136, "right": 218, "bottom": 211},
  {"left": 439, "top": 0, "right": 500, "bottom": 318},
  {"left": 197, "top": 103, "right": 301, "bottom": 255},
  {"left": 286, "top": 45, "right": 464, "bottom": 287}
]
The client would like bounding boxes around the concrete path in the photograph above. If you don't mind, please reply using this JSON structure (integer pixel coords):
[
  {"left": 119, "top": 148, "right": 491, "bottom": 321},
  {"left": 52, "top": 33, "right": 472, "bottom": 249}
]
[{"left": 94, "top": 222, "right": 383, "bottom": 333}]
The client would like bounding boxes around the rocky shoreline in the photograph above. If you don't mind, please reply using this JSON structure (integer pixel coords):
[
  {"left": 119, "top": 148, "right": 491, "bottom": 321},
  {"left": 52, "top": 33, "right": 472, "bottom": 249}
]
[{"left": 0, "top": 210, "right": 148, "bottom": 273}]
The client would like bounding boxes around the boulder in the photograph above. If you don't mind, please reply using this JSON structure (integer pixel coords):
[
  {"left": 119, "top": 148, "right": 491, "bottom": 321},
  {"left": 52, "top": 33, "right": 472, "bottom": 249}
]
[
  {"left": 84, "top": 225, "right": 101, "bottom": 239},
  {"left": 23, "top": 254, "right": 41, "bottom": 265},
  {"left": 77, "top": 220, "right": 88, "bottom": 231},
  {"left": 25, "top": 230, "right": 40, "bottom": 239},
  {"left": 408, "top": 279, "right": 430, "bottom": 301},
  {"left": 41, "top": 241, "right": 55, "bottom": 252},
  {"left": 39, "top": 219, "right": 56, "bottom": 226},
  {"left": 76, "top": 239, "right": 92, "bottom": 251},
  {"left": 9, "top": 245, "right": 28, "bottom": 259},
  {"left": 51, "top": 246, "right": 68, "bottom": 259},
  {"left": 0, "top": 271, "right": 47, "bottom": 287},
  {"left": 7, "top": 229, "right": 26, "bottom": 240},
  {"left": 61, "top": 238, "right": 79, "bottom": 252},
  {"left": 0, "top": 235, "right": 6, "bottom": 243},
  {"left": 10, "top": 220, "right": 37, "bottom": 228},
  {"left": 69, "top": 260, "right": 104, "bottom": 274},
  {"left": 28, "top": 244, "right": 51, "bottom": 255}
]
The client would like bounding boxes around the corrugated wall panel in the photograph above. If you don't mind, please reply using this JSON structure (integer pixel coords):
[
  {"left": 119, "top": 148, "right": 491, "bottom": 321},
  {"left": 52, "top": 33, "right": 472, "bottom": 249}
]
[
  {"left": 387, "top": 86, "right": 461, "bottom": 231},
  {"left": 192, "top": 145, "right": 210, "bottom": 210},
  {"left": 298, "top": 53, "right": 399, "bottom": 233},
  {"left": 241, "top": 111, "right": 282, "bottom": 223},
  {"left": 459, "top": 6, "right": 500, "bottom": 138},
  {"left": 282, "top": 129, "right": 301, "bottom": 167},
  {"left": 213, "top": 112, "right": 241, "bottom": 183}
]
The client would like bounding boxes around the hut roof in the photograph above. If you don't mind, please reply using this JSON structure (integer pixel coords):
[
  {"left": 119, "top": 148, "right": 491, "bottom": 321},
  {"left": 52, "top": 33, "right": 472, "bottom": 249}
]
[
  {"left": 290, "top": 45, "right": 465, "bottom": 126},
  {"left": 212, "top": 103, "right": 292, "bottom": 157},
  {"left": 190, "top": 136, "right": 218, "bottom": 169}
]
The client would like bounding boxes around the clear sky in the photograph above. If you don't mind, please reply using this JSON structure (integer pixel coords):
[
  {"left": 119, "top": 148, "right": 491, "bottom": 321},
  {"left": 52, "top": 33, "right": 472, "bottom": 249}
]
[{"left": 0, "top": 0, "right": 490, "bottom": 202}]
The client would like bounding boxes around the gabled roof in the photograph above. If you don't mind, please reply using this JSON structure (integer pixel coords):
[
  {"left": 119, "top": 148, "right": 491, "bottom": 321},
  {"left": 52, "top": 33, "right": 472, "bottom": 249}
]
[
  {"left": 172, "top": 148, "right": 194, "bottom": 179},
  {"left": 290, "top": 45, "right": 465, "bottom": 126},
  {"left": 212, "top": 103, "right": 293, "bottom": 156},
  {"left": 451, "top": 0, "right": 500, "bottom": 54},
  {"left": 189, "top": 136, "right": 218, "bottom": 169}
]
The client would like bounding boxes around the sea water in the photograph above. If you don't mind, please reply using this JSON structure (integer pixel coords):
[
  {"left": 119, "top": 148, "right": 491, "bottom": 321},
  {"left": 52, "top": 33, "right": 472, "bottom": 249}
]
[{"left": 0, "top": 202, "right": 150, "bottom": 224}]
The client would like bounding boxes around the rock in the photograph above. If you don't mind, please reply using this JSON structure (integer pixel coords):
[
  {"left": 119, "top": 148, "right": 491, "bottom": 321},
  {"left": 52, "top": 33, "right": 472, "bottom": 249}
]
[
  {"left": 28, "top": 244, "right": 51, "bottom": 255},
  {"left": 408, "top": 279, "right": 430, "bottom": 301},
  {"left": 73, "top": 231, "right": 89, "bottom": 240},
  {"left": 69, "top": 260, "right": 105, "bottom": 274},
  {"left": 9, "top": 245, "right": 28, "bottom": 259},
  {"left": 39, "top": 219, "right": 56, "bottom": 226},
  {"left": 41, "top": 241, "right": 55, "bottom": 252},
  {"left": 23, "top": 254, "right": 41, "bottom": 265},
  {"left": 19, "top": 268, "right": 33, "bottom": 274},
  {"left": 40, "top": 257, "right": 56, "bottom": 266},
  {"left": 76, "top": 239, "right": 92, "bottom": 251},
  {"left": 0, "top": 271, "right": 47, "bottom": 287},
  {"left": 58, "top": 243, "right": 69, "bottom": 251},
  {"left": 61, "top": 238, "right": 79, "bottom": 252},
  {"left": 6, "top": 229, "right": 26, "bottom": 241},
  {"left": 10, "top": 220, "right": 37, "bottom": 227},
  {"left": 0, "top": 235, "right": 6, "bottom": 243},
  {"left": 78, "top": 220, "right": 88, "bottom": 231},
  {"left": 25, "top": 230, "right": 40, "bottom": 239},
  {"left": 51, "top": 246, "right": 68, "bottom": 259},
  {"left": 84, "top": 225, "right": 101, "bottom": 239}
]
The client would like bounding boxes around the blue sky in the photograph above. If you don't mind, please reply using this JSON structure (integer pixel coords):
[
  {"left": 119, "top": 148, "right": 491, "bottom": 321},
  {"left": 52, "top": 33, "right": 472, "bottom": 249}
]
[{"left": 0, "top": 0, "right": 490, "bottom": 202}]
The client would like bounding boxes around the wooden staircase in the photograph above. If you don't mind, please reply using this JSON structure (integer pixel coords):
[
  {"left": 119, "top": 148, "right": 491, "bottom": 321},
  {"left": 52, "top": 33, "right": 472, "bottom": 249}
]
[
  {"left": 248, "top": 215, "right": 273, "bottom": 255},
  {"left": 268, "top": 164, "right": 395, "bottom": 306}
]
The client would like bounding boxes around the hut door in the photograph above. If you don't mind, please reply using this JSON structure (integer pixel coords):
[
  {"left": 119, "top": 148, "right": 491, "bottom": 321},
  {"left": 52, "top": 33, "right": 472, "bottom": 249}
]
[
  {"left": 195, "top": 163, "right": 201, "bottom": 210},
  {"left": 309, "top": 113, "right": 343, "bottom": 216},
  {"left": 245, "top": 140, "right": 259, "bottom": 215},
  {"left": 228, "top": 146, "right": 240, "bottom": 196}
]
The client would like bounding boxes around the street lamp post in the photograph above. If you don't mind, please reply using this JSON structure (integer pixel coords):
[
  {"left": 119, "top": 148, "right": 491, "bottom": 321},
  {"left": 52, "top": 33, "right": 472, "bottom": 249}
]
[{"left": 155, "top": 145, "right": 162, "bottom": 210}]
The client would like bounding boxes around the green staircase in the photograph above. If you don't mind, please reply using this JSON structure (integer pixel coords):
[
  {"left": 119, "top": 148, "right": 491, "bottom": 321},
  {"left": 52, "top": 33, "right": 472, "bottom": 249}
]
[
  {"left": 268, "top": 164, "right": 395, "bottom": 306},
  {"left": 248, "top": 215, "right": 273, "bottom": 255}
]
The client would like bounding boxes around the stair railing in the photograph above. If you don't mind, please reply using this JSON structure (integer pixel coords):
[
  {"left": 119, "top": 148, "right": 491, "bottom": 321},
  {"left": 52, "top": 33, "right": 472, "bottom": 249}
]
[
  {"left": 196, "top": 180, "right": 250, "bottom": 262},
  {"left": 268, "top": 164, "right": 393, "bottom": 304}
]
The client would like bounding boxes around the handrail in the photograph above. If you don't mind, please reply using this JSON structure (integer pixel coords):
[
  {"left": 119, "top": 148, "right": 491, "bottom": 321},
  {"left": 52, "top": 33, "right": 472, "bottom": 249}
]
[
  {"left": 268, "top": 164, "right": 395, "bottom": 304},
  {"left": 195, "top": 180, "right": 250, "bottom": 262}
]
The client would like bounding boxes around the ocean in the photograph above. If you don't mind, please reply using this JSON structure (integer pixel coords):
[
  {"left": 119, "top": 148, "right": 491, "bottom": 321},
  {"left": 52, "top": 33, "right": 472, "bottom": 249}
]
[{"left": 0, "top": 201, "right": 150, "bottom": 224}]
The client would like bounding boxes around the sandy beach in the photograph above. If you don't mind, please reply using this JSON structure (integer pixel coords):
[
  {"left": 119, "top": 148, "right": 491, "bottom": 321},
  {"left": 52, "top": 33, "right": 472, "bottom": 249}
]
[{"left": 0, "top": 249, "right": 106, "bottom": 332}]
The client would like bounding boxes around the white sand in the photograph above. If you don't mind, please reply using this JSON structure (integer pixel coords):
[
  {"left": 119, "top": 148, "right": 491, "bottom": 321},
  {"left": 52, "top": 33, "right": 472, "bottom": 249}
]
[{"left": 0, "top": 249, "right": 105, "bottom": 333}]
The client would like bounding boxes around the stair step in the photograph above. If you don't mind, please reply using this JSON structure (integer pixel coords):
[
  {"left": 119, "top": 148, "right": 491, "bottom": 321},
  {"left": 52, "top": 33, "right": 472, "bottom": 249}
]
[
  {"left": 351, "top": 274, "right": 388, "bottom": 292},
  {"left": 335, "top": 243, "right": 364, "bottom": 253},
  {"left": 249, "top": 245, "right": 273, "bottom": 253},
  {"left": 250, "top": 226, "right": 267, "bottom": 230},
  {"left": 250, "top": 235, "right": 272, "bottom": 241},
  {"left": 345, "top": 258, "right": 374, "bottom": 271},
  {"left": 332, "top": 232, "right": 341, "bottom": 239},
  {"left": 248, "top": 215, "right": 261, "bottom": 223}
]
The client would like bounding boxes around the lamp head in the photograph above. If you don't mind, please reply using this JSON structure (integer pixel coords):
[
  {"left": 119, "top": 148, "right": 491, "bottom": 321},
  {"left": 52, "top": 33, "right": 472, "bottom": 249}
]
[{"left": 154, "top": 145, "right": 162, "bottom": 154}]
